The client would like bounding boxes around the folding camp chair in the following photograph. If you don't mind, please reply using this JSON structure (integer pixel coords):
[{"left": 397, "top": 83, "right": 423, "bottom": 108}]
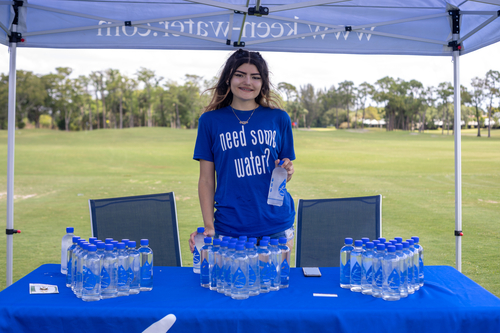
[
  {"left": 295, "top": 195, "right": 382, "bottom": 267},
  {"left": 89, "top": 192, "right": 182, "bottom": 267}
]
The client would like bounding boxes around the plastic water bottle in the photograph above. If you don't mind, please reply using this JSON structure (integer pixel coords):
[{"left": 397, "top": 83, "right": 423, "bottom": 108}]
[
  {"left": 406, "top": 239, "right": 419, "bottom": 291},
  {"left": 139, "top": 239, "right": 154, "bottom": 291},
  {"left": 128, "top": 241, "right": 141, "bottom": 295},
  {"left": 100, "top": 243, "right": 118, "bottom": 299},
  {"left": 350, "top": 240, "right": 363, "bottom": 292},
  {"left": 75, "top": 242, "right": 90, "bottom": 298},
  {"left": 117, "top": 242, "right": 130, "bottom": 297},
  {"left": 411, "top": 236, "right": 424, "bottom": 287},
  {"left": 72, "top": 239, "right": 85, "bottom": 292},
  {"left": 258, "top": 240, "right": 271, "bottom": 293},
  {"left": 230, "top": 244, "right": 249, "bottom": 300},
  {"left": 340, "top": 238, "right": 354, "bottom": 289},
  {"left": 245, "top": 242, "right": 260, "bottom": 296},
  {"left": 82, "top": 244, "right": 101, "bottom": 302},
  {"left": 395, "top": 243, "right": 408, "bottom": 298},
  {"left": 224, "top": 242, "right": 236, "bottom": 296},
  {"left": 193, "top": 227, "right": 205, "bottom": 274},
  {"left": 200, "top": 237, "right": 212, "bottom": 288},
  {"left": 402, "top": 241, "right": 415, "bottom": 294},
  {"left": 269, "top": 239, "right": 281, "bottom": 291},
  {"left": 267, "top": 160, "right": 287, "bottom": 206},
  {"left": 96, "top": 241, "right": 105, "bottom": 259},
  {"left": 61, "top": 227, "right": 75, "bottom": 274},
  {"left": 66, "top": 236, "right": 80, "bottom": 287},
  {"left": 378, "top": 237, "right": 386, "bottom": 244},
  {"left": 361, "top": 237, "right": 370, "bottom": 250},
  {"left": 210, "top": 239, "right": 221, "bottom": 291},
  {"left": 361, "top": 241, "right": 375, "bottom": 295},
  {"left": 216, "top": 241, "right": 228, "bottom": 293},
  {"left": 382, "top": 245, "right": 400, "bottom": 301},
  {"left": 371, "top": 243, "right": 385, "bottom": 298},
  {"left": 278, "top": 237, "right": 290, "bottom": 289}
]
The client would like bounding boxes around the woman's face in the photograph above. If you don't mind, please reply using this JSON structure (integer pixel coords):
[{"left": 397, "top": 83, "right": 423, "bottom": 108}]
[{"left": 230, "top": 63, "right": 262, "bottom": 106}]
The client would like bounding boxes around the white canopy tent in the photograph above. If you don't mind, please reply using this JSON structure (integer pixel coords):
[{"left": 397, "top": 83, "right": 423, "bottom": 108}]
[{"left": 1, "top": 0, "right": 500, "bottom": 286}]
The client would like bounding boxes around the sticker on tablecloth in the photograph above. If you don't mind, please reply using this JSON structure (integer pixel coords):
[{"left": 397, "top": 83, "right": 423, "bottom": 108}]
[{"left": 29, "top": 283, "right": 59, "bottom": 294}]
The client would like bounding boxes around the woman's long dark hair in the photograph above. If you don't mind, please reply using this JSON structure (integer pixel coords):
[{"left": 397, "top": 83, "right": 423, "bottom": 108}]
[{"left": 204, "top": 49, "right": 282, "bottom": 112}]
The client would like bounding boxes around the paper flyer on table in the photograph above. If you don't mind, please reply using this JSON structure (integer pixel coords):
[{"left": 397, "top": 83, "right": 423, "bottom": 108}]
[{"left": 29, "top": 284, "right": 59, "bottom": 294}]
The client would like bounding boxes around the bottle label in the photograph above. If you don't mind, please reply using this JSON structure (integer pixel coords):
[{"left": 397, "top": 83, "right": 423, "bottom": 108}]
[
  {"left": 200, "top": 258, "right": 209, "bottom": 284},
  {"left": 141, "top": 261, "right": 152, "bottom": 281},
  {"left": 224, "top": 264, "right": 231, "bottom": 285},
  {"left": 259, "top": 260, "right": 270, "bottom": 283},
  {"left": 83, "top": 270, "right": 97, "bottom": 291},
  {"left": 101, "top": 267, "right": 110, "bottom": 289},
  {"left": 281, "top": 259, "right": 290, "bottom": 277},
  {"left": 278, "top": 179, "right": 287, "bottom": 197},
  {"left": 351, "top": 261, "right": 361, "bottom": 284},
  {"left": 118, "top": 266, "right": 128, "bottom": 287},
  {"left": 248, "top": 265, "right": 256, "bottom": 286},
  {"left": 363, "top": 265, "right": 372, "bottom": 284},
  {"left": 193, "top": 247, "right": 200, "bottom": 265},
  {"left": 269, "top": 262, "right": 277, "bottom": 281},
  {"left": 340, "top": 259, "right": 350, "bottom": 283},
  {"left": 388, "top": 268, "right": 400, "bottom": 290},
  {"left": 374, "top": 266, "right": 383, "bottom": 287},
  {"left": 232, "top": 267, "right": 246, "bottom": 289}
]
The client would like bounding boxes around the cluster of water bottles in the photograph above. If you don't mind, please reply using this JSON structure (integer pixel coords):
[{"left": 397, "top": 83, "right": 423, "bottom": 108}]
[
  {"left": 61, "top": 227, "right": 154, "bottom": 302},
  {"left": 192, "top": 228, "right": 291, "bottom": 300},
  {"left": 340, "top": 236, "right": 424, "bottom": 301}
]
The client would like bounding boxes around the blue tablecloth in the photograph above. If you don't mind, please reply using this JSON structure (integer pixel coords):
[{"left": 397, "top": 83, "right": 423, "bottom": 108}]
[{"left": 0, "top": 264, "right": 499, "bottom": 332}]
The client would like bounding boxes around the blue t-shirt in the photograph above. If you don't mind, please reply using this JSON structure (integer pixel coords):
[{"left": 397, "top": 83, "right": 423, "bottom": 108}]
[{"left": 193, "top": 106, "right": 296, "bottom": 238}]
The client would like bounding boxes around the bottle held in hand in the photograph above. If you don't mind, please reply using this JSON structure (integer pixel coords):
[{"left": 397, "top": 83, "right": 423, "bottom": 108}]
[{"left": 267, "top": 160, "right": 287, "bottom": 207}]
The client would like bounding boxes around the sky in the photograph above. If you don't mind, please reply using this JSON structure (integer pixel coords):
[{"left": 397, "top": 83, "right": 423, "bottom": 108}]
[{"left": 1, "top": 42, "right": 500, "bottom": 94}]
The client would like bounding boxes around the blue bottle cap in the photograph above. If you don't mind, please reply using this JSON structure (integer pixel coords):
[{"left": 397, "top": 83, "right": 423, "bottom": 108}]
[
  {"left": 220, "top": 241, "right": 228, "bottom": 248},
  {"left": 366, "top": 242, "right": 374, "bottom": 249},
  {"left": 260, "top": 240, "right": 269, "bottom": 247},
  {"left": 222, "top": 236, "right": 232, "bottom": 242},
  {"left": 354, "top": 240, "right": 363, "bottom": 247},
  {"left": 89, "top": 237, "right": 97, "bottom": 244},
  {"left": 111, "top": 240, "right": 118, "bottom": 247},
  {"left": 236, "top": 244, "right": 245, "bottom": 251},
  {"left": 82, "top": 242, "right": 90, "bottom": 250},
  {"left": 372, "top": 240, "right": 380, "bottom": 245},
  {"left": 128, "top": 241, "right": 136, "bottom": 248},
  {"left": 270, "top": 239, "right": 279, "bottom": 245},
  {"left": 117, "top": 242, "right": 125, "bottom": 249},
  {"left": 239, "top": 236, "right": 248, "bottom": 241},
  {"left": 248, "top": 237, "right": 257, "bottom": 244},
  {"left": 411, "top": 236, "right": 420, "bottom": 243},
  {"left": 66, "top": 227, "right": 74, "bottom": 233},
  {"left": 204, "top": 237, "right": 212, "bottom": 244},
  {"left": 197, "top": 227, "right": 205, "bottom": 233},
  {"left": 406, "top": 239, "right": 414, "bottom": 245},
  {"left": 278, "top": 160, "right": 285, "bottom": 166},
  {"left": 245, "top": 242, "right": 254, "bottom": 249},
  {"left": 213, "top": 239, "right": 221, "bottom": 246},
  {"left": 78, "top": 239, "right": 85, "bottom": 246},
  {"left": 395, "top": 237, "right": 403, "bottom": 243},
  {"left": 344, "top": 238, "right": 353, "bottom": 244},
  {"left": 96, "top": 242, "right": 105, "bottom": 249},
  {"left": 228, "top": 242, "right": 236, "bottom": 249},
  {"left": 395, "top": 244, "right": 403, "bottom": 251},
  {"left": 361, "top": 237, "right": 370, "bottom": 243},
  {"left": 279, "top": 237, "right": 287, "bottom": 244},
  {"left": 384, "top": 242, "right": 392, "bottom": 248},
  {"left": 229, "top": 238, "right": 238, "bottom": 244},
  {"left": 377, "top": 244, "right": 385, "bottom": 251},
  {"left": 262, "top": 236, "right": 271, "bottom": 241},
  {"left": 378, "top": 237, "right": 386, "bottom": 243},
  {"left": 72, "top": 236, "right": 80, "bottom": 243},
  {"left": 121, "top": 239, "right": 129, "bottom": 244},
  {"left": 105, "top": 238, "right": 113, "bottom": 244},
  {"left": 140, "top": 239, "right": 149, "bottom": 246},
  {"left": 387, "top": 245, "right": 396, "bottom": 252},
  {"left": 105, "top": 244, "right": 113, "bottom": 251},
  {"left": 390, "top": 240, "right": 397, "bottom": 245},
  {"left": 88, "top": 244, "right": 97, "bottom": 252},
  {"left": 402, "top": 241, "right": 409, "bottom": 248}
]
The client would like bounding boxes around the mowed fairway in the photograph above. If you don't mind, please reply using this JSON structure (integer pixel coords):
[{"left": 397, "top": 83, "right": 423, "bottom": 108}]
[{"left": 0, "top": 127, "right": 499, "bottom": 296}]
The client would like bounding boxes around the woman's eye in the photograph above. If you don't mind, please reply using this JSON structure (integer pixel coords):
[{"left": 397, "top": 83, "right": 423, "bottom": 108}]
[
  {"left": 235, "top": 73, "right": 244, "bottom": 78},
  {"left": 252, "top": 76, "right": 261, "bottom": 80}
]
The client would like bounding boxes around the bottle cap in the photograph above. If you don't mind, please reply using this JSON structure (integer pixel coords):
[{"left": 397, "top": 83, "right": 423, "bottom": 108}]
[
  {"left": 197, "top": 227, "right": 205, "bottom": 233},
  {"left": 105, "top": 244, "right": 113, "bottom": 251},
  {"left": 411, "top": 236, "right": 420, "bottom": 243},
  {"left": 221, "top": 241, "right": 228, "bottom": 248},
  {"left": 82, "top": 242, "right": 90, "bottom": 250},
  {"left": 66, "top": 227, "right": 74, "bottom": 233},
  {"left": 344, "top": 238, "right": 353, "bottom": 244},
  {"left": 270, "top": 239, "right": 279, "bottom": 245},
  {"left": 361, "top": 237, "right": 370, "bottom": 244},
  {"left": 372, "top": 240, "right": 380, "bottom": 245},
  {"left": 278, "top": 160, "right": 285, "bottom": 166},
  {"left": 378, "top": 237, "right": 386, "bottom": 243},
  {"left": 229, "top": 238, "right": 238, "bottom": 244},
  {"left": 395, "top": 237, "right": 403, "bottom": 243},
  {"left": 213, "top": 239, "right": 221, "bottom": 246},
  {"left": 121, "top": 239, "right": 130, "bottom": 245},
  {"left": 140, "top": 239, "right": 149, "bottom": 246},
  {"left": 236, "top": 244, "right": 245, "bottom": 251},
  {"left": 204, "top": 237, "right": 212, "bottom": 244},
  {"left": 111, "top": 240, "right": 119, "bottom": 248},
  {"left": 222, "top": 236, "right": 232, "bottom": 242},
  {"left": 387, "top": 245, "right": 396, "bottom": 253},
  {"left": 366, "top": 242, "right": 374, "bottom": 249},
  {"left": 117, "top": 242, "right": 125, "bottom": 249},
  {"left": 390, "top": 240, "right": 397, "bottom": 245},
  {"left": 96, "top": 242, "right": 105, "bottom": 249},
  {"left": 89, "top": 237, "right": 97, "bottom": 244},
  {"left": 72, "top": 236, "right": 80, "bottom": 243},
  {"left": 279, "top": 237, "right": 287, "bottom": 244},
  {"left": 228, "top": 242, "right": 236, "bottom": 249},
  {"left": 105, "top": 238, "right": 113, "bottom": 244},
  {"left": 402, "top": 241, "right": 409, "bottom": 248},
  {"left": 377, "top": 244, "right": 385, "bottom": 251},
  {"left": 245, "top": 242, "right": 254, "bottom": 249},
  {"left": 260, "top": 240, "right": 269, "bottom": 247},
  {"left": 128, "top": 241, "right": 136, "bottom": 248},
  {"left": 395, "top": 244, "right": 403, "bottom": 251},
  {"left": 354, "top": 240, "right": 363, "bottom": 247},
  {"left": 249, "top": 237, "right": 257, "bottom": 244},
  {"left": 88, "top": 244, "right": 97, "bottom": 252},
  {"left": 239, "top": 236, "right": 248, "bottom": 241},
  {"left": 406, "top": 239, "right": 414, "bottom": 245},
  {"left": 262, "top": 236, "right": 271, "bottom": 241}
]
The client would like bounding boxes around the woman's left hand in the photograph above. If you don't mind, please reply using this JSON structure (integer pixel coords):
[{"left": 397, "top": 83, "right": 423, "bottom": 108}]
[{"left": 276, "top": 158, "right": 294, "bottom": 182}]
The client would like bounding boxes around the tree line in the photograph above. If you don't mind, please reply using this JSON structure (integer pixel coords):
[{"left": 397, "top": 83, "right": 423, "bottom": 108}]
[{"left": 0, "top": 67, "right": 499, "bottom": 137}]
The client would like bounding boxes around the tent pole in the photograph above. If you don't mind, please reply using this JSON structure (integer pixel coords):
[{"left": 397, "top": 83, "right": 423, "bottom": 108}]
[
  {"left": 452, "top": 34, "right": 462, "bottom": 273},
  {"left": 6, "top": 24, "right": 18, "bottom": 287}
]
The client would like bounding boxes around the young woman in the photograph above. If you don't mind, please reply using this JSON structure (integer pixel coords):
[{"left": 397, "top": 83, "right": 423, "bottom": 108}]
[{"left": 189, "top": 49, "right": 295, "bottom": 251}]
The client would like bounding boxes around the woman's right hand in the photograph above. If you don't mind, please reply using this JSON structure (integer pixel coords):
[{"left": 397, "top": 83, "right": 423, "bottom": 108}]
[{"left": 189, "top": 227, "right": 215, "bottom": 253}]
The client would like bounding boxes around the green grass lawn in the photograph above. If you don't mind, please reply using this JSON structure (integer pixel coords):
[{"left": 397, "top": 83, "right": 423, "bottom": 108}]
[{"left": 0, "top": 127, "right": 499, "bottom": 296}]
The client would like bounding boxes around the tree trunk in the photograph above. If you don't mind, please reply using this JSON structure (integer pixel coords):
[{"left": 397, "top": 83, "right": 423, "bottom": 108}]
[
  {"left": 176, "top": 103, "right": 180, "bottom": 129},
  {"left": 476, "top": 107, "right": 481, "bottom": 137},
  {"left": 119, "top": 96, "right": 123, "bottom": 129},
  {"left": 148, "top": 105, "right": 152, "bottom": 127},
  {"left": 94, "top": 90, "right": 100, "bottom": 129},
  {"left": 488, "top": 106, "right": 491, "bottom": 138}
]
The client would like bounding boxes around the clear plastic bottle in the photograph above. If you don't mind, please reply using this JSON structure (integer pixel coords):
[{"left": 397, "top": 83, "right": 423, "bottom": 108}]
[
  {"left": 361, "top": 237, "right": 370, "bottom": 250},
  {"left": 278, "top": 237, "right": 290, "bottom": 289},
  {"left": 128, "top": 240, "right": 141, "bottom": 295},
  {"left": 116, "top": 242, "right": 130, "bottom": 297},
  {"left": 267, "top": 160, "right": 287, "bottom": 206},
  {"left": 406, "top": 239, "right": 419, "bottom": 291},
  {"left": 269, "top": 239, "right": 281, "bottom": 291},
  {"left": 246, "top": 242, "right": 260, "bottom": 296},
  {"left": 210, "top": 239, "right": 221, "bottom": 291},
  {"left": 395, "top": 243, "right": 408, "bottom": 298},
  {"left": 340, "top": 238, "right": 354, "bottom": 289},
  {"left": 216, "top": 241, "right": 228, "bottom": 293},
  {"left": 75, "top": 241, "right": 90, "bottom": 298},
  {"left": 111, "top": 241, "right": 119, "bottom": 256},
  {"left": 401, "top": 241, "right": 415, "bottom": 294},
  {"left": 200, "top": 237, "right": 212, "bottom": 288},
  {"left": 350, "top": 240, "right": 363, "bottom": 292},
  {"left": 96, "top": 241, "right": 105, "bottom": 259},
  {"left": 258, "top": 240, "right": 271, "bottom": 293},
  {"left": 193, "top": 227, "right": 205, "bottom": 274},
  {"left": 61, "top": 227, "right": 75, "bottom": 274},
  {"left": 411, "top": 236, "right": 424, "bottom": 287},
  {"left": 66, "top": 236, "right": 80, "bottom": 287},
  {"left": 361, "top": 241, "right": 375, "bottom": 295},
  {"left": 371, "top": 243, "right": 385, "bottom": 298},
  {"left": 82, "top": 244, "right": 101, "bottom": 302},
  {"left": 100, "top": 243, "right": 118, "bottom": 299},
  {"left": 230, "top": 244, "right": 249, "bottom": 300},
  {"left": 224, "top": 242, "right": 236, "bottom": 296},
  {"left": 139, "top": 239, "right": 154, "bottom": 291},
  {"left": 72, "top": 239, "right": 85, "bottom": 292},
  {"left": 382, "top": 245, "right": 400, "bottom": 301}
]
